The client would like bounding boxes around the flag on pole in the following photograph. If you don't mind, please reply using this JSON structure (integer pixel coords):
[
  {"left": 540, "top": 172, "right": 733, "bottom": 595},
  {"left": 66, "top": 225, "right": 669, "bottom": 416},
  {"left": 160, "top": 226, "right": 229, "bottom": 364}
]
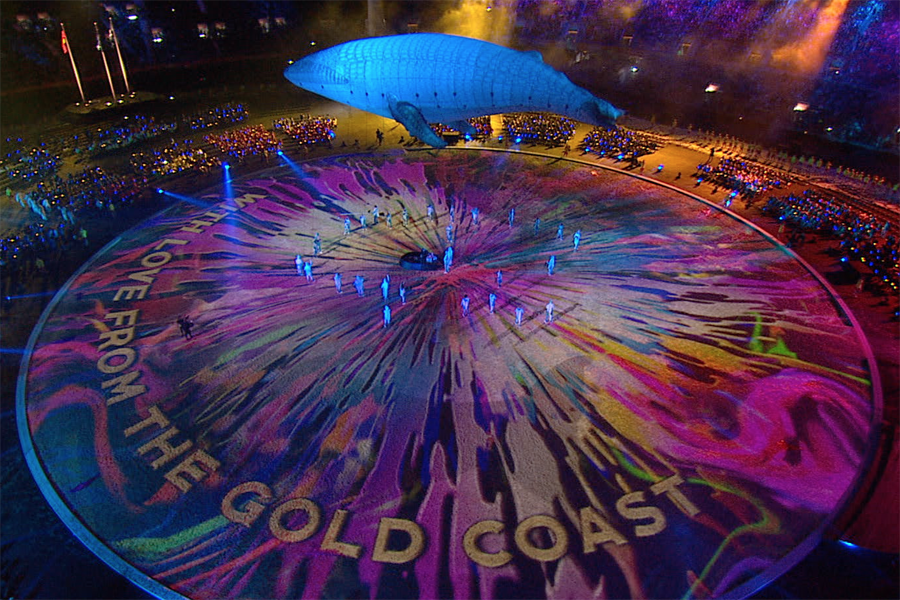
[
  {"left": 60, "top": 23, "right": 86, "bottom": 103},
  {"left": 95, "top": 26, "right": 103, "bottom": 51}
]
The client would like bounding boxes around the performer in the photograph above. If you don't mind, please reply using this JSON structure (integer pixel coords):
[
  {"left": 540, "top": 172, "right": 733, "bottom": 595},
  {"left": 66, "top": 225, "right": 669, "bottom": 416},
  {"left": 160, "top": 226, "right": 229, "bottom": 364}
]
[
  {"left": 427, "top": 203, "right": 435, "bottom": 221},
  {"left": 545, "top": 300, "right": 555, "bottom": 323},
  {"left": 381, "top": 276, "right": 390, "bottom": 301},
  {"left": 354, "top": 275, "right": 365, "bottom": 297},
  {"left": 178, "top": 316, "right": 195, "bottom": 339},
  {"left": 446, "top": 223, "right": 453, "bottom": 244},
  {"left": 383, "top": 304, "right": 391, "bottom": 328},
  {"left": 402, "top": 207, "right": 409, "bottom": 226},
  {"left": 295, "top": 254, "right": 303, "bottom": 275},
  {"left": 344, "top": 217, "right": 352, "bottom": 235},
  {"left": 573, "top": 229, "right": 582, "bottom": 251},
  {"left": 372, "top": 205, "right": 379, "bottom": 225},
  {"left": 547, "top": 255, "right": 556, "bottom": 275},
  {"left": 184, "top": 316, "right": 195, "bottom": 339},
  {"left": 515, "top": 306, "right": 524, "bottom": 326},
  {"left": 386, "top": 211, "right": 393, "bottom": 228},
  {"left": 334, "top": 272, "right": 342, "bottom": 294},
  {"left": 461, "top": 294, "right": 470, "bottom": 316},
  {"left": 496, "top": 269, "right": 503, "bottom": 287},
  {"left": 556, "top": 223, "right": 564, "bottom": 240},
  {"left": 472, "top": 207, "right": 479, "bottom": 225},
  {"left": 313, "top": 232, "right": 321, "bottom": 256},
  {"left": 304, "top": 261, "right": 314, "bottom": 282},
  {"left": 534, "top": 217, "right": 541, "bottom": 235},
  {"left": 360, "top": 214, "right": 367, "bottom": 228},
  {"left": 489, "top": 292, "right": 496, "bottom": 314},
  {"left": 509, "top": 207, "right": 515, "bottom": 227},
  {"left": 399, "top": 284, "right": 407, "bottom": 304}
]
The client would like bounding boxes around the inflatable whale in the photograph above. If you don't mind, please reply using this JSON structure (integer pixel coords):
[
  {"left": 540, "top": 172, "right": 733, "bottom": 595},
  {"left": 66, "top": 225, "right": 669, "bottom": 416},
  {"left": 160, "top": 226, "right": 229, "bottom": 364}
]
[{"left": 284, "top": 33, "right": 623, "bottom": 148}]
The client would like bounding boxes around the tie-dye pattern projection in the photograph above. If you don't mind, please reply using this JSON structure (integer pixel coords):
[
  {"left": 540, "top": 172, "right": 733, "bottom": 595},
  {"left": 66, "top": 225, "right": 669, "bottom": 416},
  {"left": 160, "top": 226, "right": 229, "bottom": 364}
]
[{"left": 18, "top": 150, "right": 879, "bottom": 600}]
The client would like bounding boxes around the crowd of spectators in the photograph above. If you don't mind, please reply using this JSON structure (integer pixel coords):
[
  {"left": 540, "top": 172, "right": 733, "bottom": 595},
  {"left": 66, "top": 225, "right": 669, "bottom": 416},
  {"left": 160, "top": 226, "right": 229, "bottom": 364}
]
[
  {"left": 13, "top": 166, "right": 145, "bottom": 221},
  {"left": 579, "top": 127, "right": 660, "bottom": 160},
  {"left": 1, "top": 109, "right": 303, "bottom": 302},
  {"left": 2, "top": 165, "right": 147, "bottom": 300},
  {"left": 183, "top": 103, "right": 248, "bottom": 131},
  {"left": 696, "top": 157, "right": 785, "bottom": 198},
  {"left": 66, "top": 115, "right": 178, "bottom": 158},
  {"left": 687, "top": 129, "right": 898, "bottom": 202},
  {"left": 469, "top": 116, "right": 493, "bottom": 139},
  {"left": 131, "top": 139, "right": 220, "bottom": 178},
  {"left": 2, "top": 221, "right": 83, "bottom": 295},
  {"left": 204, "top": 125, "right": 282, "bottom": 160},
  {"left": 503, "top": 113, "right": 575, "bottom": 147},
  {"left": 431, "top": 116, "right": 493, "bottom": 141},
  {"left": 274, "top": 115, "right": 337, "bottom": 146},
  {"left": 2, "top": 141, "right": 62, "bottom": 185},
  {"left": 763, "top": 190, "right": 899, "bottom": 301}
]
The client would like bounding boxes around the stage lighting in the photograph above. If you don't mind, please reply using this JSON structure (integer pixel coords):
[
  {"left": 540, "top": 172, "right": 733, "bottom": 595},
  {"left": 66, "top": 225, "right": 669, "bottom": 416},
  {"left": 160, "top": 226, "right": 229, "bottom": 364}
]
[
  {"left": 705, "top": 84, "right": 719, "bottom": 93},
  {"left": 793, "top": 103, "right": 809, "bottom": 112},
  {"left": 515, "top": 137, "right": 522, "bottom": 144},
  {"left": 277, "top": 150, "right": 284, "bottom": 156},
  {"left": 157, "top": 188, "right": 163, "bottom": 194},
  {"left": 224, "top": 163, "right": 231, "bottom": 170}
]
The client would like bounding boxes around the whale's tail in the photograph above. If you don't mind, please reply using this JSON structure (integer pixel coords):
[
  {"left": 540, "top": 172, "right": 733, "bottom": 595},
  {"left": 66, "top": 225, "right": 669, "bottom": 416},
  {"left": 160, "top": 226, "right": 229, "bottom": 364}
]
[{"left": 579, "top": 97, "right": 625, "bottom": 128}]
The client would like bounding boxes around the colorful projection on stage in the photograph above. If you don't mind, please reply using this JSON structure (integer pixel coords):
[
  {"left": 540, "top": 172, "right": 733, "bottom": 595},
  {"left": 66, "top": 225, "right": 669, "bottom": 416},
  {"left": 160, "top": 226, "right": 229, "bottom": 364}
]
[
  {"left": 284, "top": 34, "right": 623, "bottom": 148},
  {"left": 18, "top": 151, "right": 877, "bottom": 599}
]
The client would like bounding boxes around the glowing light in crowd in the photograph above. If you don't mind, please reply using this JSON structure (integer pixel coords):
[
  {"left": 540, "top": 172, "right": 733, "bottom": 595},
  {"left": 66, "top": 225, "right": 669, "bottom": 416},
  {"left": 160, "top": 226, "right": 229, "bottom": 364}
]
[
  {"left": 158, "top": 189, "right": 215, "bottom": 209},
  {"left": 223, "top": 163, "right": 233, "bottom": 200}
]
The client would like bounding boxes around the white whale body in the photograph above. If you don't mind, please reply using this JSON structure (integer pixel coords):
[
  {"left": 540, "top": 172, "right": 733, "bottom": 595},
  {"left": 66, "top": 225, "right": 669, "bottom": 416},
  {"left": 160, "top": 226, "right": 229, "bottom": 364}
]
[{"left": 284, "top": 33, "right": 623, "bottom": 148}]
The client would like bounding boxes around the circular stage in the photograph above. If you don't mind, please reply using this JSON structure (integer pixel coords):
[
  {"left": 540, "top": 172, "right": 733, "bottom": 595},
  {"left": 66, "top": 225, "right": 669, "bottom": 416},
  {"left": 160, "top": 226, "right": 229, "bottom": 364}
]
[{"left": 18, "top": 149, "right": 880, "bottom": 599}]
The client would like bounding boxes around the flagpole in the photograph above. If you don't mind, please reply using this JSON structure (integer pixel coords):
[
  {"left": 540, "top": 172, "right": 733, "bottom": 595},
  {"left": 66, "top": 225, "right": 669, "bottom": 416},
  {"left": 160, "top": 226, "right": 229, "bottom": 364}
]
[
  {"left": 109, "top": 18, "right": 131, "bottom": 95},
  {"left": 94, "top": 21, "right": 117, "bottom": 101},
  {"left": 60, "top": 23, "right": 86, "bottom": 103}
]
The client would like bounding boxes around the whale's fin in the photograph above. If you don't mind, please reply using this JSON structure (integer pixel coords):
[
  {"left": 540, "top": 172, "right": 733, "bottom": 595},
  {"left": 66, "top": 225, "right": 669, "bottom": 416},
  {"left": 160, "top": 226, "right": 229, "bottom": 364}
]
[
  {"left": 581, "top": 98, "right": 625, "bottom": 128},
  {"left": 523, "top": 50, "right": 544, "bottom": 63},
  {"left": 449, "top": 120, "right": 477, "bottom": 137},
  {"left": 388, "top": 97, "right": 448, "bottom": 149}
]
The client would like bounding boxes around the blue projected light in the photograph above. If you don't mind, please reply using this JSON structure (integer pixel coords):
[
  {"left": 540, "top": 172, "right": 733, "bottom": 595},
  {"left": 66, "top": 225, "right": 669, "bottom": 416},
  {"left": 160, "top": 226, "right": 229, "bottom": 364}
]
[{"left": 284, "top": 34, "right": 623, "bottom": 148}]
